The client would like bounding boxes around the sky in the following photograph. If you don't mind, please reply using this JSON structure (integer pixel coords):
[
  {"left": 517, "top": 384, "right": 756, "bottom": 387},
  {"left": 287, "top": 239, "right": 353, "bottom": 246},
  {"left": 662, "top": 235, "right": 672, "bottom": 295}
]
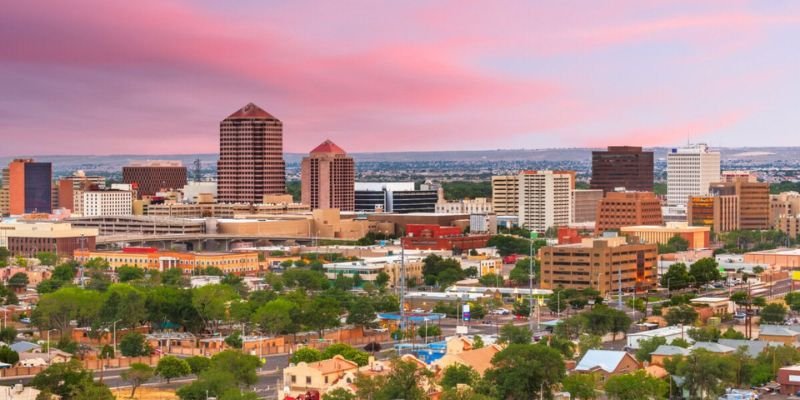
[{"left": 2, "top": 0, "right": 800, "bottom": 156}]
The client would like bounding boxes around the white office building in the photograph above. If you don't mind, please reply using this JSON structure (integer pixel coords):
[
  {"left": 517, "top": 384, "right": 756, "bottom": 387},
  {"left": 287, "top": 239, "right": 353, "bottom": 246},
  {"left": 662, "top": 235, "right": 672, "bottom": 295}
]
[
  {"left": 518, "top": 171, "right": 574, "bottom": 233},
  {"left": 666, "top": 144, "right": 721, "bottom": 207},
  {"left": 82, "top": 190, "right": 133, "bottom": 217}
]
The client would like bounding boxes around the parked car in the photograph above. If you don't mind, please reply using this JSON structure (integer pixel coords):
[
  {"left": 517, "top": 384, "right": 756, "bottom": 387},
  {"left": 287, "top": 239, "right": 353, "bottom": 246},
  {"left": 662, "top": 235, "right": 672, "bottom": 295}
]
[{"left": 492, "top": 309, "right": 510, "bottom": 315}]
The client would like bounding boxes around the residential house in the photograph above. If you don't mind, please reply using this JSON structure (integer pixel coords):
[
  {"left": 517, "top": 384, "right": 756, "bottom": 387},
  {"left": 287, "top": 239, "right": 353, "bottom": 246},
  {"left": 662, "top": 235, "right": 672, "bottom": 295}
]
[
  {"left": 758, "top": 325, "right": 800, "bottom": 346},
  {"left": 689, "top": 342, "right": 735, "bottom": 355},
  {"left": 8, "top": 342, "right": 40, "bottom": 354},
  {"left": 574, "top": 350, "right": 640, "bottom": 382},
  {"left": 434, "top": 344, "right": 503, "bottom": 376},
  {"left": 717, "top": 339, "right": 780, "bottom": 358},
  {"left": 649, "top": 345, "right": 690, "bottom": 366},
  {"left": 280, "top": 355, "right": 359, "bottom": 399}
]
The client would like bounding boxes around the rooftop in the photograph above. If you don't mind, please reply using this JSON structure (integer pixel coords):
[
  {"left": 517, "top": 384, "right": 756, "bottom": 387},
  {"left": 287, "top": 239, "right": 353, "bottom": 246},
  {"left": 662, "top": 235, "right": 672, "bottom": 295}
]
[
  {"left": 651, "top": 345, "right": 690, "bottom": 356},
  {"left": 759, "top": 325, "right": 800, "bottom": 337},
  {"left": 225, "top": 102, "right": 276, "bottom": 120},
  {"left": 575, "top": 350, "right": 630, "bottom": 373},
  {"left": 310, "top": 139, "right": 346, "bottom": 155}
]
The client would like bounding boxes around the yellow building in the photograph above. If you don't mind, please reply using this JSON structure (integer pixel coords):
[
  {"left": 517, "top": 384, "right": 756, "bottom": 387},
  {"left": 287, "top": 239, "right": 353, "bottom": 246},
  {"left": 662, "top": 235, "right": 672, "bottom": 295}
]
[
  {"left": 74, "top": 248, "right": 259, "bottom": 275},
  {"left": 323, "top": 255, "right": 424, "bottom": 288},
  {"left": 619, "top": 223, "right": 710, "bottom": 250}
]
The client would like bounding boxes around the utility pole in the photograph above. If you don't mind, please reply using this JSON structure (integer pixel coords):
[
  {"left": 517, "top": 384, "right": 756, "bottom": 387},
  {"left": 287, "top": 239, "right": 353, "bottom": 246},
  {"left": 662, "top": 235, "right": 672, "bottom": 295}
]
[
  {"left": 529, "top": 231, "right": 536, "bottom": 333},
  {"left": 399, "top": 237, "right": 406, "bottom": 344},
  {"left": 618, "top": 262, "right": 623, "bottom": 309}
]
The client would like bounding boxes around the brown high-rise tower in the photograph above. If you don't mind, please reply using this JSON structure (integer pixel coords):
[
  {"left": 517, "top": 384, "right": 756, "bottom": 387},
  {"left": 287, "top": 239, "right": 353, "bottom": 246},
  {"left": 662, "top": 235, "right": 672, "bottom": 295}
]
[
  {"left": 591, "top": 146, "right": 654, "bottom": 193},
  {"left": 301, "top": 140, "right": 355, "bottom": 211},
  {"left": 217, "top": 103, "right": 286, "bottom": 203}
]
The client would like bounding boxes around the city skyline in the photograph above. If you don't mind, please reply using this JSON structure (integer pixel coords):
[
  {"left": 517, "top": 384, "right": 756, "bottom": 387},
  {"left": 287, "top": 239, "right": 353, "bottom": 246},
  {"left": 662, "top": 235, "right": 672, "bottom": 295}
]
[{"left": 4, "top": 1, "right": 800, "bottom": 155}]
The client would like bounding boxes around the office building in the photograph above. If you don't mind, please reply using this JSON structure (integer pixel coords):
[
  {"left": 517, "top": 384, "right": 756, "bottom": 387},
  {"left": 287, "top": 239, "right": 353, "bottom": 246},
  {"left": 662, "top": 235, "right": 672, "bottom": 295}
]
[
  {"left": 491, "top": 175, "right": 519, "bottom": 216},
  {"left": 123, "top": 160, "right": 187, "bottom": 199},
  {"left": 722, "top": 171, "right": 758, "bottom": 183},
  {"left": 8, "top": 159, "right": 52, "bottom": 215},
  {"left": 301, "top": 140, "right": 354, "bottom": 211},
  {"left": 774, "top": 215, "right": 800, "bottom": 239},
  {"left": 619, "top": 223, "right": 710, "bottom": 250},
  {"left": 771, "top": 192, "right": 800, "bottom": 226},
  {"left": 0, "top": 222, "right": 97, "bottom": 258},
  {"left": 687, "top": 180, "right": 769, "bottom": 232},
  {"left": 469, "top": 213, "right": 497, "bottom": 235},
  {"left": 591, "top": 146, "right": 654, "bottom": 193},
  {"left": 573, "top": 189, "right": 603, "bottom": 223},
  {"left": 539, "top": 236, "right": 657, "bottom": 295},
  {"left": 74, "top": 247, "right": 259, "bottom": 275},
  {"left": 217, "top": 103, "right": 286, "bottom": 203},
  {"left": 354, "top": 182, "right": 437, "bottom": 213},
  {"left": 595, "top": 191, "right": 663, "bottom": 234},
  {"left": 518, "top": 170, "right": 574, "bottom": 232},
  {"left": 82, "top": 190, "right": 133, "bottom": 217},
  {"left": 0, "top": 168, "right": 9, "bottom": 216},
  {"left": 322, "top": 255, "right": 424, "bottom": 288},
  {"left": 688, "top": 194, "right": 739, "bottom": 232},
  {"left": 57, "top": 171, "right": 106, "bottom": 212},
  {"left": 666, "top": 144, "right": 721, "bottom": 207},
  {"left": 402, "top": 224, "right": 490, "bottom": 252},
  {"left": 435, "top": 198, "right": 493, "bottom": 214}
]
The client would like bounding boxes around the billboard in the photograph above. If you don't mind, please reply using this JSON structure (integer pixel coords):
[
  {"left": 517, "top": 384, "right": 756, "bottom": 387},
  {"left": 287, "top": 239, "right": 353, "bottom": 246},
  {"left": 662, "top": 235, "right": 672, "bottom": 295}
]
[{"left": 462, "top": 304, "right": 471, "bottom": 321}]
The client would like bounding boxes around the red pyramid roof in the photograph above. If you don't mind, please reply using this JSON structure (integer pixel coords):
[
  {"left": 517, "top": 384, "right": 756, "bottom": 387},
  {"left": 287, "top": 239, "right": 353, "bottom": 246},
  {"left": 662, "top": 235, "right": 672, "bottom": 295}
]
[
  {"left": 310, "top": 139, "right": 346, "bottom": 155},
  {"left": 225, "top": 103, "right": 276, "bottom": 120}
]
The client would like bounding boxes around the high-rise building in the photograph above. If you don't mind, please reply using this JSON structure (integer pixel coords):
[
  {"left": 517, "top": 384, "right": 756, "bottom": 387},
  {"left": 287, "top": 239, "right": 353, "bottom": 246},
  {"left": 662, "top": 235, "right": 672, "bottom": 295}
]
[
  {"left": 572, "top": 189, "right": 604, "bottom": 223},
  {"left": 539, "top": 236, "right": 657, "bottom": 295},
  {"left": 666, "top": 144, "right": 721, "bottom": 207},
  {"left": 57, "top": 171, "right": 106, "bottom": 212},
  {"left": 301, "top": 140, "right": 355, "bottom": 211},
  {"left": 518, "top": 170, "right": 574, "bottom": 232},
  {"left": 771, "top": 192, "right": 800, "bottom": 228},
  {"left": 354, "top": 182, "right": 438, "bottom": 213},
  {"left": 688, "top": 194, "right": 739, "bottom": 232},
  {"left": 217, "top": 103, "right": 286, "bottom": 203},
  {"left": 591, "top": 146, "right": 654, "bottom": 193},
  {"left": 82, "top": 189, "right": 134, "bottom": 217},
  {"left": 123, "top": 160, "right": 186, "bottom": 199},
  {"left": 8, "top": 159, "right": 52, "bottom": 215},
  {"left": 688, "top": 180, "right": 770, "bottom": 232},
  {"left": 0, "top": 168, "right": 9, "bottom": 216},
  {"left": 595, "top": 191, "right": 663, "bottom": 234},
  {"left": 491, "top": 175, "right": 519, "bottom": 216}
]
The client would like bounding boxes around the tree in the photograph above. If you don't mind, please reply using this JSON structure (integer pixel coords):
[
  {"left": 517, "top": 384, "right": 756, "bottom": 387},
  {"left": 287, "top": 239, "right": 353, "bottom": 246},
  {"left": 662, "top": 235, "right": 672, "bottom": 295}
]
[
  {"left": 121, "top": 363, "right": 154, "bottom": 398},
  {"left": 441, "top": 364, "right": 479, "bottom": 390},
  {"left": 674, "top": 349, "right": 736, "bottom": 399},
  {"left": 52, "top": 263, "right": 77, "bottom": 282},
  {"left": 0, "top": 327, "right": 17, "bottom": 344},
  {"left": 761, "top": 303, "right": 787, "bottom": 324},
  {"left": 219, "top": 390, "right": 260, "bottom": 400},
  {"left": 155, "top": 355, "right": 191, "bottom": 383},
  {"left": 604, "top": 370, "right": 666, "bottom": 400},
  {"left": 472, "top": 335, "right": 484, "bottom": 349},
  {"left": 482, "top": 344, "right": 566, "bottom": 400},
  {"left": 689, "top": 257, "right": 722, "bottom": 287},
  {"left": 161, "top": 267, "right": 186, "bottom": 286},
  {"left": 304, "top": 296, "right": 341, "bottom": 337},
  {"left": 322, "top": 344, "right": 369, "bottom": 366},
  {"left": 0, "top": 345, "right": 18, "bottom": 364},
  {"left": 36, "top": 251, "right": 58, "bottom": 266},
  {"left": 32, "top": 359, "right": 114, "bottom": 400},
  {"left": 224, "top": 331, "right": 243, "bottom": 349},
  {"left": 375, "top": 271, "right": 390, "bottom": 288},
  {"left": 208, "top": 350, "right": 261, "bottom": 387},
  {"left": 659, "top": 262, "right": 693, "bottom": 290},
  {"left": 422, "top": 254, "right": 464, "bottom": 288},
  {"left": 346, "top": 297, "right": 376, "bottom": 329},
  {"left": 730, "top": 290, "right": 749, "bottom": 306},
  {"left": 0, "top": 247, "right": 8, "bottom": 264},
  {"left": 376, "top": 356, "right": 433, "bottom": 400},
  {"left": 119, "top": 332, "right": 151, "bottom": 357},
  {"left": 546, "top": 335, "right": 576, "bottom": 359},
  {"left": 665, "top": 304, "right": 698, "bottom": 326},
  {"left": 688, "top": 327, "right": 721, "bottom": 342},
  {"left": 562, "top": 373, "right": 598, "bottom": 400},
  {"left": 577, "top": 334, "right": 602, "bottom": 359},
  {"left": 323, "top": 388, "right": 357, "bottom": 400},
  {"left": 290, "top": 347, "right": 323, "bottom": 364},
  {"left": 417, "top": 324, "right": 442, "bottom": 338},
  {"left": 667, "top": 235, "right": 690, "bottom": 252},
  {"left": 786, "top": 292, "right": 800, "bottom": 312},
  {"left": 116, "top": 265, "right": 145, "bottom": 282},
  {"left": 7, "top": 272, "right": 29, "bottom": 290},
  {"left": 32, "top": 287, "right": 101, "bottom": 335},
  {"left": 478, "top": 273, "right": 501, "bottom": 287},
  {"left": 635, "top": 336, "right": 667, "bottom": 363},
  {"left": 185, "top": 356, "right": 211, "bottom": 375},
  {"left": 252, "top": 298, "right": 298, "bottom": 336},
  {"left": 510, "top": 258, "right": 538, "bottom": 286},
  {"left": 498, "top": 323, "right": 531, "bottom": 345},
  {"left": 192, "top": 284, "right": 238, "bottom": 333}
]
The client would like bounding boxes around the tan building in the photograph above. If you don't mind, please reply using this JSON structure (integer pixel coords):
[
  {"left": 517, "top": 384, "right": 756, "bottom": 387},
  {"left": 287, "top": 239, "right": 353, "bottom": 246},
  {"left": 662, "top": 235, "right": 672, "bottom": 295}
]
[
  {"left": 619, "top": 223, "right": 710, "bottom": 250},
  {"left": 435, "top": 197, "right": 493, "bottom": 214},
  {"left": 595, "top": 191, "right": 662, "bottom": 234},
  {"left": 518, "top": 170, "right": 575, "bottom": 232},
  {"left": 539, "top": 236, "right": 657, "bottom": 295},
  {"left": 771, "top": 192, "right": 800, "bottom": 230},
  {"left": 68, "top": 215, "right": 206, "bottom": 236},
  {"left": 322, "top": 255, "right": 424, "bottom": 288},
  {"left": 301, "top": 140, "right": 355, "bottom": 211},
  {"left": 281, "top": 355, "right": 359, "bottom": 398},
  {"left": 687, "top": 195, "right": 739, "bottom": 232},
  {"left": 776, "top": 215, "right": 800, "bottom": 239},
  {"left": 217, "top": 208, "right": 371, "bottom": 240},
  {"left": 712, "top": 180, "right": 770, "bottom": 230},
  {"left": 743, "top": 248, "right": 800, "bottom": 269},
  {"left": 74, "top": 247, "right": 260, "bottom": 275},
  {"left": 573, "top": 189, "right": 603, "bottom": 223},
  {"left": 0, "top": 168, "right": 8, "bottom": 216},
  {"left": 574, "top": 350, "right": 640, "bottom": 382},
  {"left": 144, "top": 200, "right": 309, "bottom": 218},
  {"left": 491, "top": 175, "right": 519, "bottom": 216},
  {"left": 0, "top": 221, "right": 97, "bottom": 258},
  {"left": 218, "top": 103, "right": 286, "bottom": 203}
]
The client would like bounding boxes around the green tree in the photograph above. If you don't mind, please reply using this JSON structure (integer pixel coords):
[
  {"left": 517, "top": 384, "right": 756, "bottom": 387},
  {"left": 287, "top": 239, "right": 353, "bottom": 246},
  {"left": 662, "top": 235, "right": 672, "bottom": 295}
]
[
  {"left": 482, "top": 344, "right": 566, "bottom": 400},
  {"left": 604, "top": 370, "right": 666, "bottom": 400},
  {"left": 346, "top": 297, "right": 376, "bottom": 329},
  {"left": 289, "top": 347, "right": 323, "bottom": 364},
  {"left": 674, "top": 349, "right": 736, "bottom": 399},
  {"left": 635, "top": 336, "right": 667, "bottom": 363},
  {"left": 323, "top": 388, "right": 357, "bottom": 400},
  {"left": 730, "top": 290, "right": 749, "bottom": 306},
  {"left": 546, "top": 335, "right": 576, "bottom": 359},
  {"left": 121, "top": 363, "right": 154, "bottom": 398},
  {"left": 376, "top": 356, "right": 433, "bottom": 400},
  {"left": 0, "top": 327, "right": 17, "bottom": 344},
  {"left": 99, "top": 284, "right": 147, "bottom": 329},
  {"left": 116, "top": 265, "right": 145, "bottom": 282},
  {"left": 36, "top": 251, "right": 58, "bottom": 266},
  {"left": 689, "top": 257, "right": 722, "bottom": 287},
  {"left": 498, "top": 323, "right": 531, "bottom": 345},
  {"left": 472, "top": 335, "right": 484, "bottom": 349},
  {"left": 578, "top": 334, "right": 602, "bottom": 359},
  {"left": 510, "top": 258, "right": 538, "bottom": 286},
  {"left": 304, "top": 296, "right": 341, "bottom": 337},
  {"left": 161, "top": 267, "right": 186, "bottom": 286},
  {"left": 52, "top": 263, "right": 76, "bottom": 282},
  {"left": 0, "top": 247, "right": 8, "bottom": 264},
  {"left": 7, "top": 272, "right": 29, "bottom": 290},
  {"left": 154, "top": 355, "right": 191, "bottom": 383},
  {"left": 760, "top": 303, "right": 787, "bottom": 324},
  {"left": 664, "top": 304, "right": 698, "bottom": 326},
  {"left": 252, "top": 298, "right": 299, "bottom": 336},
  {"left": 375, "top": 271, "right": 390, "bottom": 288},
  {"left": 441, "top": 364, "right": 479, "bottom": 390},
  {"left": 659, "top": 262, "right": 693, "bottom": 290},
  {"left": 322, "top": 343, "right": 369, "bottom": 366},
  {"left": 192, "top": 284, "right": 238, "bottom": 333},
  {"left": 31, "top": 287, "right": 101, "bottom": 335},
  {"left": 224, "top": 331, "right": 243, "bottom": 349},
  {"left": 185, "top": 356, "right": 211, "bottom": 375},
  {"left": 721, "top": 327, "right": 746, "bottom": 340},
  {"left": 0, "top": 345, "right": 19, "bottom": 364},
  {"left": 220, "top": 390, "right": 259, "bottom": 400},
  {"left": 478, "top": 273, "right": 501, "bottom": 287},
  {"left": 417, "top": 324, "right": 442, "bottom": 338},
  {"left": 562, "top": 373, "right": 598, "bottom": 400},
  {"left": 208, "top": 350, "right": 261, "bottom": 387},
  {"left": 32, "top": 359, "right": 114, "bottom": 400},
  {"left": 119, "top": 332, "right": 151, "bottom": 357},
  {"left": 688, "top": 327, "right": 721, "bottom": 342}
]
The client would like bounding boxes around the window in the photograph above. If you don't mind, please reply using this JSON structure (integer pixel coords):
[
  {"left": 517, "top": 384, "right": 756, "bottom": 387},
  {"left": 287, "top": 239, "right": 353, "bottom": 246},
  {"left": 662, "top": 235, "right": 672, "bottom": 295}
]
[{"left": 306, "top": 376, "right": 311, "bottom": 385}]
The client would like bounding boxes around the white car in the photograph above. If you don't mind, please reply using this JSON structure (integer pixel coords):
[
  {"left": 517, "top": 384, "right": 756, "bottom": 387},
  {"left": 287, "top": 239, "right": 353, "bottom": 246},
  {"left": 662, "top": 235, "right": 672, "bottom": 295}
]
[
  {"left": 411, "top": 308, "right": 425, "bottom": 313},
  {"left": 492, "top": 309, "right": 511, "bottom": 315}
]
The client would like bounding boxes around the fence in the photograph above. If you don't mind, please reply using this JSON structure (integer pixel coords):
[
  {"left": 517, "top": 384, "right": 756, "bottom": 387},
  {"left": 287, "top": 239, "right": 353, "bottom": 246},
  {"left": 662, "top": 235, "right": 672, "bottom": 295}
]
[{"left": 0, "top": 355, "right": 162, "bottom": 377}]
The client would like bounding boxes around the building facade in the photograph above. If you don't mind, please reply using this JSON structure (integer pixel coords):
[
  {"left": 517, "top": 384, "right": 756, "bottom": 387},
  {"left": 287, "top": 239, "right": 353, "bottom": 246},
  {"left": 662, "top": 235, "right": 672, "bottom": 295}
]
[
  {"left": 491, "top": 175, "right": 519, "bottom": 216},
  {"left": 82, "top": 190, "right": 133, "bottom": 217},
  {"left": 539, "top": 237, "right": 657, "bottom": 294},
  {"left": 595, "top": 191, "right": 663, "bottom": 234},
  {"left": 122, "top": 160, "right": 187, "bottom": 199},
  {"left": 591, "top": 146, "right": 654, "bottom": 193},
  {"left": 771, "top": 192, "right": 800, "bottom": 227},
  {"left": 0, "top": 222, "right": 97, "bottom": 258},
  {"left": 688, "top": 195, "right": 739, "bottom": 232},
  {"left": 8, "top": 159, "right": 52, "bottom": 215},
  {"left": 518, "top": 170, "right": 574, "bottom": 232},
  {"left": 435, "top": 198, "right": 493, "bottom": 214},
  {"left": 67, "top": 215, "right": 206, "bottom": 236},
  {"left": 573, "top": 189, "right": 604, "bottom": 223},
  {"left": 0, "top": 168, "right": 9, "bottom": 216},
  {"left": 666, "top": 144, "right": 721, "bottom": 207},
  {"left": 300, "top": 140, "right": 354, "bottom": 211},
  {"left": 217, "top": 103, "right": 286, "bottom": 203},
  {"left": 712, "top": 180, "right": 770, "bottom": 230},
  {"left": 354, "top": 182, "right": 437, "bottom": 213},
  {"left": 74, "top": 247, "right": 259, "bottom": 275},
  {"left": 322, "top": 255, "right": 424, "bottom": 288},
  {"left": 619, "top": 223, "right": 710, "bottom": 250}
]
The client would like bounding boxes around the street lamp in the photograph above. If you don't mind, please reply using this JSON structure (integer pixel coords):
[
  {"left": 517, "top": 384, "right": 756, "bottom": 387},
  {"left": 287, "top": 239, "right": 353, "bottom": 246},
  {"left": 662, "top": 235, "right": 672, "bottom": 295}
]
[{"left": 112, "top": 319, "right": 122, "bottom": 356}]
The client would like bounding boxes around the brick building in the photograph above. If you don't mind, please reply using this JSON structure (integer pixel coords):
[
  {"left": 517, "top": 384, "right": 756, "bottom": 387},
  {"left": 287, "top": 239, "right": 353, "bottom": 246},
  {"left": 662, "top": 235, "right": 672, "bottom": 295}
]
[
  {"left": 595, "top": 191, "right": 662, "bottom": 234},
  {"left": 590, "top": 146, "right": 654, "bottom": 193},
  {"left": 123, "top": 160, "right": 187, "bottom": 198},
  {"left": 8, "top": 159, "right": 52, "bottom": 214},
  {"left": 301, "top": 140, "right": 354, "bottom": 211}
]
